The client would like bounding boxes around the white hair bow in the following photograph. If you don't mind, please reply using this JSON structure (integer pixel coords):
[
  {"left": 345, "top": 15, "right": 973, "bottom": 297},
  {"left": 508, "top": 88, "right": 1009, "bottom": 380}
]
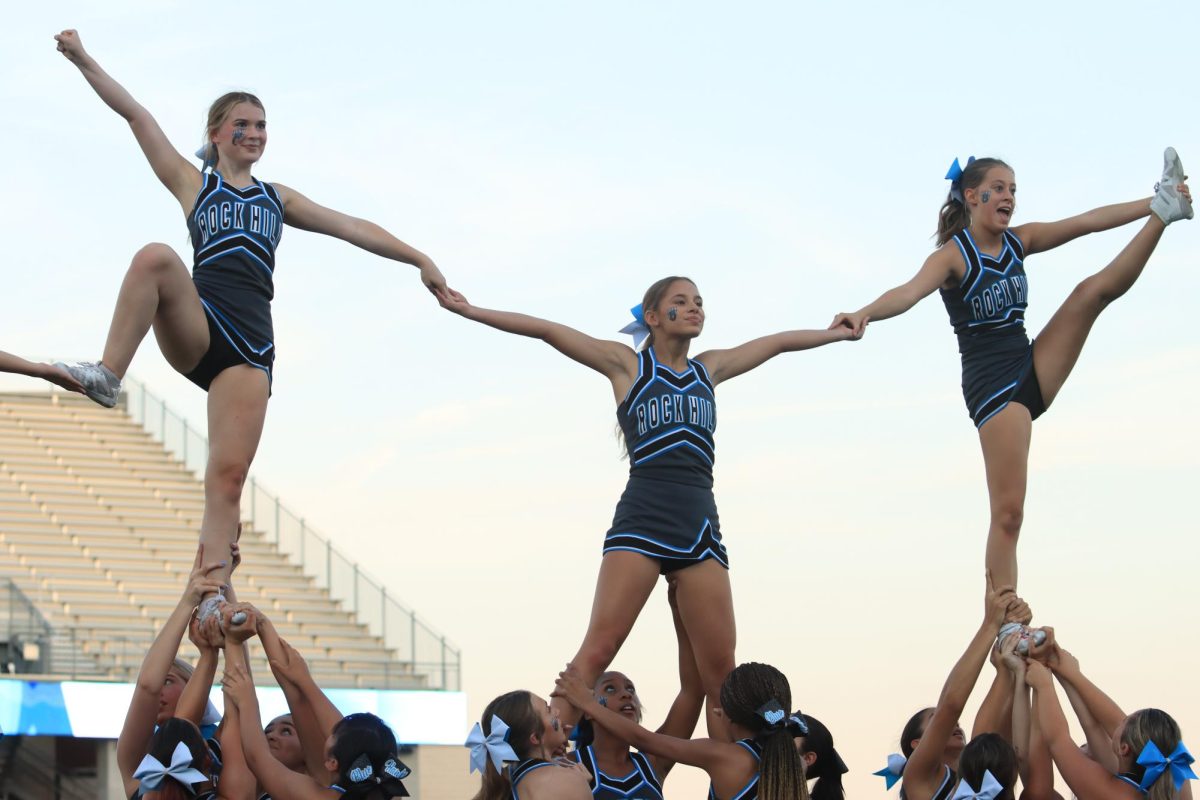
[
  {"left": 466, "top": 715, "right": 519, "bottom": 774},
  {"left": 133, "top": 741, "right": 208, "bottom": 794},
  {"left": 951, "top": 770, "right": 1005, "bottom": 800}
]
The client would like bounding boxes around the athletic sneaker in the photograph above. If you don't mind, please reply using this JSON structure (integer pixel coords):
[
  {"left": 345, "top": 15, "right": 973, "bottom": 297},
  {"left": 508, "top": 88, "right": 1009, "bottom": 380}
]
[
  {"left": 998, "top": 622, "right": 1046, "bottom": 655},
  {"left": 1151, "top": 147, "right": 1193, "bottom": 224},
  {"left": 197, "top": 594, "right": 226, "bottom": 625},
  {"left": 54, "top": 361, "right": 121, "bottom": 408}
]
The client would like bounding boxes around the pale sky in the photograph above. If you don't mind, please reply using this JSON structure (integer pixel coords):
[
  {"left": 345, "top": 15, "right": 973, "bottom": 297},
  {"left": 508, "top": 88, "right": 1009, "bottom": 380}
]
[{"left": 3, "top": 1, "right": 1199, "bottom": 796}]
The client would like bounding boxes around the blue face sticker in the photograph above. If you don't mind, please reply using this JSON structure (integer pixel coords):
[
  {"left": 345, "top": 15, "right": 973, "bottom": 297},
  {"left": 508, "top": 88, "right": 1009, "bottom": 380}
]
[
  {"left": 667, "top": 308, "right": 677, "bottom": 321},
  {"left": 232, "top": 129, "right": 245, "bottom": 143},
  {"left": 597, "top": 696, "right": 608, "bottom": 707},
  {"left": 980, "top": 190, "right": 991, "bottom": 204}
]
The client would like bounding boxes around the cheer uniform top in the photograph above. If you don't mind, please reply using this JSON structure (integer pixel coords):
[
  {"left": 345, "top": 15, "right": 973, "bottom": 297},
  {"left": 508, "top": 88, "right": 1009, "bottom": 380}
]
[
  {"left": 900, "top": 765, "right": 959, "bottom": 800},
  {"left": 603, "top": 346, "right": 728, "bottom": 573},
  {"left": 510, "top": 758, "right": 556, "bottom": 800},
  {"left": 940, "top": 228, "right": 1045, "bottom": 428},
  {"left": 708, "top": 738, "right": 762, "bottom": 800},
  {"left": 184, "top": 170, "right": 284, "bottom": 390},
  {"left": 574, "top": 744, "right": 665, "bottom": 800}
]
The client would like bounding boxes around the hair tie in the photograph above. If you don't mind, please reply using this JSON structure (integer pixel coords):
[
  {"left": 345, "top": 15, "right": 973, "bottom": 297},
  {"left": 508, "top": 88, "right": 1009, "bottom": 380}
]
[
  {"left": 945, "top": 155, "right": 977, "bottom": 203},
  {"left": 618, "top": 304, "right": 650, "bottom": 348},
  {"left": 951, "top": 769, "right": 1004, "bottom": 800},
  {"left": 132, "top": 741, "right": 208, "bottom": 795},
  {"left": 1137, "top": 741, "right": 1198, "bottom": 791},
  {"left": 466, "top": 714, "right": 520, "bottom": 774},
  {"left": 194, "top": 143, "right": 216, "bottom": 172},
  {"left": 874, "top": 753, "right": 906, "bottom": 790}
]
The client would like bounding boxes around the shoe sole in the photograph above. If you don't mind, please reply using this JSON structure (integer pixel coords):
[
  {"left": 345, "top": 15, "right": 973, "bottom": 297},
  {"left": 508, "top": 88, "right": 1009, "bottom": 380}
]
[{"left": 85, "top": 390, "right": 119, "bottom": 409}]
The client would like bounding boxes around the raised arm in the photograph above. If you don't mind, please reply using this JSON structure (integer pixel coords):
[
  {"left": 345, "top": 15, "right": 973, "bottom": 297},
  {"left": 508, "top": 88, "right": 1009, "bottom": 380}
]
[
  {"left": 0, "top": 352, "right": 84, "bottom": 393},
  {"left": 117, "top": 548, "right": 223, "bottom": 794},
  {"left": 54, "top": 30, "right": 201, "bottom": 209},
  {"left": 1014, "top": 199, "right": 1152, "bottom": 256},
  {"left": 648, "top": 579, "right": 706, "bottom": 778},
  {"left": 829, "top": 246, "right": 960, "bottom": 336},
  {"left": 972, "top": 643, "right": 1015, "bottom": 740},
  {"left": 695, "top": 326, "right": 856, "bottom": 386},
  {"left": 1027, "top": 662, "right": 1130, "bottom": 800},
  {"left": 553, "top": 668, "right": 736, "bottom": 775},
  {"left": 259, "top": 617, "right": 341, "bottom": 781},
  {"left": 175, "top": 614, "right": 223, "bottom": 726},
  {"left": 440, "top": 290, "right": 639, "bottom": 399},
  {"left": 222, "top": 628, "right": 330, "bottom": 800},
  {"left": 1045, "top": 641, "right": 1125, "bottom": 737},
  {"left": 1046, "top": 641, "right": 1119, "bottom": 773},
  {"left": 905, "top": 576, "right": 1014, "bottom": 799},
  {"left": 272, "top": 184, "right": 446, "bottom": 293}
]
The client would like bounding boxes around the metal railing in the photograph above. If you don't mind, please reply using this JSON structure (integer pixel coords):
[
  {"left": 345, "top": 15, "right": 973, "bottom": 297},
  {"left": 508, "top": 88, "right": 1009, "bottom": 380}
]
[
  {"left": 0, "top": 579, "right": 122, "bottom": 679},
  {"left": 116, "top": 376, "right": 461, "bottom": 690}
]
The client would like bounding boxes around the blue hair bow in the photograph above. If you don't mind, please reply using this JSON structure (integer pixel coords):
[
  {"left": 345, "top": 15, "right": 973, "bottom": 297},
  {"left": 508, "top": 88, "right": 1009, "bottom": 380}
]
[
  {"left": 945, "top": 156, "right": 977, "bottom": 203},
  {"left": 1138, "top": 741, "right": 1198, "bottom": 791},
  {"left": 466, "top": 715, "right": 519, "bottom": 774},
  {"left": 618, "top": 304, "right": 650, "bottom": 348},
  {"left": 951, "top": 769, "right": 1005, "bottom": 800},
  {"left": 874, "top": 753, "right": 906, "bottom": 790}
]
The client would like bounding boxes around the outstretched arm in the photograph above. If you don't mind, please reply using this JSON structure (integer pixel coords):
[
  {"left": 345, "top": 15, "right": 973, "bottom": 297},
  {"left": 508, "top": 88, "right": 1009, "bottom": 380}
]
[
  {"left": 439, "top": 290, "right": 639, "bottom": 397},
  {"left": 696, "top": 326, "right": 857, "bottom": 386},
  {"left": 0, "top": 352, "right": 84, "bottom": 393},
  {"left": 258, "top": 615, "right": 341, "bottom": 781},
  {"left": 905, "top": 576, "right": 1014, "bottom": 799},
  {"left": 54, "top": 30, "right": 200, "bottom": 208},
  {"left": 1046, "top": 642, "right": 1125, "bottom": 737},
  {"left": 649, "top": 579, "right": 705, "bottom": 778},
  {"left": 223, "top": 649, "right": 329, "bottom": 800},
  {"left": 1028, "top": 662, "right": 1129, "bottom": 800},
  {"left": 272, "top": 184, "right": 445, "bottom": 294},
  {"left": 829, "top": 246, "right": 959, "bottom": 337},
  {"left": 1014, "top": 198, "right": 1152, "bottom": 256},
  {"left": 175, "top": 614, "right": 222, "bottom": 726},
  {"left": 553, "top": 669, "right": 737, "bottom": 776},
  {"left": 972, "top": 643, "right": 1014, "bottom": 740},
  {"left": 117, "top": 547, "right": 224, "bottom": 795}
]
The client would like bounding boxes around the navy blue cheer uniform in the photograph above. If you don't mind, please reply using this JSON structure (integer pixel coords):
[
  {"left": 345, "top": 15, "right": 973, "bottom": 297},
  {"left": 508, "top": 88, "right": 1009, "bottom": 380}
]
[
  {"left": 604, "top": 347, "right": 728, "bottom": 573},
  {"left": 510, "top": 758, "right": 556, "bottom": 799},
  {"left": 708, "top": 738, "right": 762, "bottom": 800},
  {"left": 900, "top": 765, "right": 959, "bottom": 800},
  {"left": 574, "top": 744, "right": 665, "bottom": 799},
  {"left": 940, "top": 228, "right": 1045, "bottom": 428},
  {"left": 184, "top": 170, "right": 284, "bottom": 390}
]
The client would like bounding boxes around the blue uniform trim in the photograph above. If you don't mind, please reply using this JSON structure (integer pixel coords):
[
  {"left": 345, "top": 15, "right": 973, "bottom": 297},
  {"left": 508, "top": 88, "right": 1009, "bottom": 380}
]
[
  {"left": 575, "top": 746, "right": 664, "bottom": 799},
  {"left": 604, "top": 517, "right": 728, "bottom": 569},
  {"left": 709, "top": 739, "right": 761, "bottom": 800},
  {"left": 510, "top": 759, "right": 555, "bottom": 799},
  {"left": 900, "top": 765, "right": 958, "bottom": 800}
]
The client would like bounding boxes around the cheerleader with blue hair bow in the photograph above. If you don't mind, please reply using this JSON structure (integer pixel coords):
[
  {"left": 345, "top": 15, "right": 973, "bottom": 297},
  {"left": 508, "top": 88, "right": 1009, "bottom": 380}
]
[
  {"left": 1026, "top": 637, "right": 1196, "bottom": 800},
  {"left": 440, "top": 275, "right": 856, "bottom": 742}
]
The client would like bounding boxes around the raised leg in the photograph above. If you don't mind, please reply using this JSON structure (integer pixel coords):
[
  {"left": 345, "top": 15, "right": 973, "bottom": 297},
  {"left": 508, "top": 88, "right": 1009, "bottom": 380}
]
[
  {"left": 1033, "top": 217, "right": 1166, "bottom": 407},
  {"left": 101, "top": 243, "right": 209, "bottom": 377}
]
